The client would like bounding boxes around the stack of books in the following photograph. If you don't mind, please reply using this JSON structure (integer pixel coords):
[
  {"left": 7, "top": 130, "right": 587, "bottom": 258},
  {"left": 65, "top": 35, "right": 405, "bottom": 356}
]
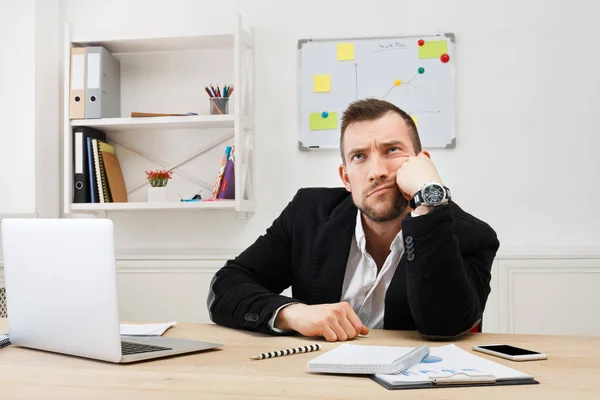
[
  {"left": 211, "top": 145, "right": 235, "bottom": 200},
  {"left": 72, "top": 126, "right": 127, "bottom": 204}
]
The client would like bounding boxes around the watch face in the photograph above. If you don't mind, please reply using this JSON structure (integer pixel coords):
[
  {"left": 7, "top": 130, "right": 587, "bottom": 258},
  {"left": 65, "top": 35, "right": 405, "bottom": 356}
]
[{"left": 422, "top": 184, "right": 445, "bottom": 205}]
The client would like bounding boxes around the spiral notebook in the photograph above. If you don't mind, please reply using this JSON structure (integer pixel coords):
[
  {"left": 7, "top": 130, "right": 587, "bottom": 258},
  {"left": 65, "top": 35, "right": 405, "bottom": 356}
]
[
  {"left": 307, "top": 344, "right": 424, "bottom": 374},
  {"left": 0, "top": 334, "right": 10, "bottom": 349}
]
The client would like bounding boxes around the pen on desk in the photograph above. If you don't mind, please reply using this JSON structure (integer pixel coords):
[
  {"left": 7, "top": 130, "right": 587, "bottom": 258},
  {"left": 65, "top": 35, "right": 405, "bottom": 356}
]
[{"left": 250, "top": 344, "right": 321, "bottom": 360}]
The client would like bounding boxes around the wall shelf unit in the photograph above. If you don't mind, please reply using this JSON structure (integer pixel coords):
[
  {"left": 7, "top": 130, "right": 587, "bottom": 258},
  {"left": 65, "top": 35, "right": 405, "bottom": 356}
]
[
  {"left": 70, "top": 199, "right": 247, "bottom": 211},
  {"left": 62, "top": 14, "right": 255, "bottom": 218},
  {"left": 70, "top": 115, "right": 235, "bottom": 132}
]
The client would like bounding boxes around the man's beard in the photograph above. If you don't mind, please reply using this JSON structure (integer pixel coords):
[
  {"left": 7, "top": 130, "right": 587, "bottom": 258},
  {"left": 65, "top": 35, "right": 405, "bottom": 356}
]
[{"left": 358, "top": 186, "right": 409, "bottom": 223}]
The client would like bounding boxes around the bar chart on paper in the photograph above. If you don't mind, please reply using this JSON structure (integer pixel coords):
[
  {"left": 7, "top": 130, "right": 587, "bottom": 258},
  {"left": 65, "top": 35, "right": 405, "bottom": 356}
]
[
  {"left": 374, "top": 345, "right": 534, "bottom": 385},
  {"left": 298, "top": 34, "right": 455, "bottom": 150}
]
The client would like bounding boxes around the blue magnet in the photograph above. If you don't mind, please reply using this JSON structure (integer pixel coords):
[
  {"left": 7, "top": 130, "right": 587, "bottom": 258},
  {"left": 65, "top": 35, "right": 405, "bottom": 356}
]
[{"left": 322, "top": 111, "right": 329, "bottom": 118}]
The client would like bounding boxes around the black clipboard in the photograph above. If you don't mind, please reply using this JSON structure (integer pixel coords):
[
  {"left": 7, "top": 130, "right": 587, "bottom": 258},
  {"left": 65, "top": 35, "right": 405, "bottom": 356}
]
[{"left": 371, "top": 372, "right": 540, "bottom": 390}]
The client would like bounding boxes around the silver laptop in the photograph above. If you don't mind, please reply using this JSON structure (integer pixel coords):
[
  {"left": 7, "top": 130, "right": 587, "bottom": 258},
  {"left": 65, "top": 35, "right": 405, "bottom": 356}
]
[{"left": 1, "top": 218, "right": 222, "bottom": 363}]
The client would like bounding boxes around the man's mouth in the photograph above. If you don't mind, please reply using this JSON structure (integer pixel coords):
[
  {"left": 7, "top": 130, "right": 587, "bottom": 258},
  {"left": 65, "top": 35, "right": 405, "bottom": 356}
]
[{"left": 368, "top": 184, "right": 395, "bottom": 197}]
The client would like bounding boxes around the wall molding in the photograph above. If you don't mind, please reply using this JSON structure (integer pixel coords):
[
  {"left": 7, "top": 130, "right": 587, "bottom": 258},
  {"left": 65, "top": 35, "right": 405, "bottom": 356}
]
[
  {"left": 0, "top": 249, "right": 238, "bottom": 284},
  {"left": 496, "top": 259, "right": 600, "bottom": 334},
  {"left": 114, "top": 249, "right": 236, "bottom": 274},
  {"left": 497, "top": 246, "right": 600, "bottom": 259},
  {"left": 1, "top": 245, "right": 600, "bottom": 278},
  {"left": 3, "top": 248, "right": 600, "bottom": 333}
]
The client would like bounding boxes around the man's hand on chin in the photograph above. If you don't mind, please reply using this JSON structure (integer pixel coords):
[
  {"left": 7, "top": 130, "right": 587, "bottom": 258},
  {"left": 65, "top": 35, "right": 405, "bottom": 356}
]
[
  {"left": 395, "top": 151, "right": 444, "bottom": 215},
  {"left": 275, "top": 302, "right": 369, "bottom": 342}
]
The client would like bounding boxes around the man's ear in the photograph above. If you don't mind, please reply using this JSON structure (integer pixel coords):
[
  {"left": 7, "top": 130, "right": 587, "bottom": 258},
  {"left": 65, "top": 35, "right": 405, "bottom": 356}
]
[
  {"left": 420, "top": 150, "right": 431, "bottom": 159},
  {"left": 339, "top": 164, "right": 352, "bottom": 192}
]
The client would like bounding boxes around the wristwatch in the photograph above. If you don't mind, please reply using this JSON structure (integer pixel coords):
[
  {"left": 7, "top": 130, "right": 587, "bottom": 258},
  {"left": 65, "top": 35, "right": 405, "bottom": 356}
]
[{"left": 409, "top": 182, "right": 451, "bottom": 208}]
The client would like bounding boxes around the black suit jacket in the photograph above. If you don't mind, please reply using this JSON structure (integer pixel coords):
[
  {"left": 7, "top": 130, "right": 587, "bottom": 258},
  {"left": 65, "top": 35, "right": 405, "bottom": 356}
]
[{"left": 207, "top": 187, "right": 500, "bottom": 337}]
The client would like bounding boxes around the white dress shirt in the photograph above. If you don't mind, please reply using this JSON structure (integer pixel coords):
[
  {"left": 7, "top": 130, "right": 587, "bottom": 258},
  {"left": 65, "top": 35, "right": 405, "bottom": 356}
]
[
  {"left": 269, "top": 210, "right": 420, "bottom": 332},
  {"left": 340, "top": 210, "right": 405, "bottom": 329}
]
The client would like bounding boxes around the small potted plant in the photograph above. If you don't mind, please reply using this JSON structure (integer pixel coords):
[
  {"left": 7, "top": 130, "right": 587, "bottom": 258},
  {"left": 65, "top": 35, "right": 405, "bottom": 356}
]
[{"left": 145, "top": 169, "right": 173, "bottom": 202}]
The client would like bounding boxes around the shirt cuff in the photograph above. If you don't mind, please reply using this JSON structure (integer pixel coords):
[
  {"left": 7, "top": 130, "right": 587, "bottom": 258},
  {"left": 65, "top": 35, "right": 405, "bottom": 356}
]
[
  {"left": 410, "top": 211, "right": 421, "bottom": 217},
  {"left": 268, "top": 302, "right": 300, "bottom": 333}
]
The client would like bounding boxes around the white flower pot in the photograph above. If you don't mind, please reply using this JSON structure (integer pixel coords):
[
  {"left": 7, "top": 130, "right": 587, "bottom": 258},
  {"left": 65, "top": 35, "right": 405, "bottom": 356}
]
[{"left": 148, "top": 186, "right": 168, "bottom": 202}]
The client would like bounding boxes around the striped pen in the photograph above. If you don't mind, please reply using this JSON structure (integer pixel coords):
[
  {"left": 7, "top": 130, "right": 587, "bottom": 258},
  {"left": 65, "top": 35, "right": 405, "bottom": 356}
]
[{"left": 250, "top": 344, "right": 321, "bottom": 360}]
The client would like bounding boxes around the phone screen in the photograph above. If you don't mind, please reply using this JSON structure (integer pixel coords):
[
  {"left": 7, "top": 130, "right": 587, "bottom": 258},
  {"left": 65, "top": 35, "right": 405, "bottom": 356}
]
[{"left": 479, "top": 345, "right": 540, "bottom": 356}]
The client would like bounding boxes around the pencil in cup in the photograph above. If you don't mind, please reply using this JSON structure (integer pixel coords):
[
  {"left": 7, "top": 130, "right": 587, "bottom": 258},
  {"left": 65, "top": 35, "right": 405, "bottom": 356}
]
[{"left": 250, "top": 344, "right": 322, "bottom": 360}]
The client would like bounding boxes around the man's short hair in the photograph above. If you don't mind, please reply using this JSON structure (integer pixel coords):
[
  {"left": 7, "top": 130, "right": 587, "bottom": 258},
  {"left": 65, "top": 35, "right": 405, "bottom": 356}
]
[{"left": 339, "top": 98, "right": 422, "bottom": 163}]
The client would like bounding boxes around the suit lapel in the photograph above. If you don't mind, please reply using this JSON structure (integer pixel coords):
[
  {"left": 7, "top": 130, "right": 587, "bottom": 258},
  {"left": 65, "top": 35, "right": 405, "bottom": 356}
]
[{"left": 310, "top": 196, "right": 357, "bottom": 304}]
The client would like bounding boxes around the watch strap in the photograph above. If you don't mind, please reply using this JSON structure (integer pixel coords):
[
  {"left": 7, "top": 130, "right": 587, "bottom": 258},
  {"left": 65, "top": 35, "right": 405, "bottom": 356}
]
[{"left": 409, "top": 191, "right": 423, "bottom": 209}]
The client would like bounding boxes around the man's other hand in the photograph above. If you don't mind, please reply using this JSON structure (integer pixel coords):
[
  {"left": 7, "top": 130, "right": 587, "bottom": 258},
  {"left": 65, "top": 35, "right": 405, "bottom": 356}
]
[
  {"left": 395, "top": 151, "right": 443, "bottom": 200},
  {"left": 275, "top": 302, "right": 369, "bottom": 342}
]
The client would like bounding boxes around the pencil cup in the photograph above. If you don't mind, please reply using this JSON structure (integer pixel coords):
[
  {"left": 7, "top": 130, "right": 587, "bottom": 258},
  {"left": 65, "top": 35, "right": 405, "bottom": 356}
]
[{"left": 209, "top": 97, "right": 229, "bottom": 115}]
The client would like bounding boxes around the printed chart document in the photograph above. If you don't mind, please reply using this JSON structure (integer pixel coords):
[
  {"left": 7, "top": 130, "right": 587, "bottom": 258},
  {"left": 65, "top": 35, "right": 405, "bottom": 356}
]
[{"left": 373, "top": 344, "right": 538, "bottom": 390}]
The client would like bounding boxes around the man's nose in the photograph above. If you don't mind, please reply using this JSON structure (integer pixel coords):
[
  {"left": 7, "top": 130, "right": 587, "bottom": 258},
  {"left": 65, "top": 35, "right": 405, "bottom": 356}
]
[{"left": 368, "top": 155, "right": 388, "bottom": 182}]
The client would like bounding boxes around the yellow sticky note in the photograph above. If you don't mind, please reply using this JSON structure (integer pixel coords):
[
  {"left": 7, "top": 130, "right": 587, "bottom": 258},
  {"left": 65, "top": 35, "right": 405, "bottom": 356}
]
[
  {"left": 313, "top": 74, "right": 331, "bottom": 92},
  {"left": 411, "top": 115, "right": 418, "bottom": 127},
  {"left": 337, "top": 43, "right": 354, "bottom": 61},
  {"left": 418, "top": 40, "right": 448, "bottom": 59},
  {"left": 310, "top": 112, "right": 338, "bottom": 130}
]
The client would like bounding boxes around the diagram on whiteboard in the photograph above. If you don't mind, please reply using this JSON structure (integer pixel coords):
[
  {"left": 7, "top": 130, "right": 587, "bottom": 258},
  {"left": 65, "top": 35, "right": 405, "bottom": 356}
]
[{"left": 298, "top": 34, "right": 455, "bottom": 150}]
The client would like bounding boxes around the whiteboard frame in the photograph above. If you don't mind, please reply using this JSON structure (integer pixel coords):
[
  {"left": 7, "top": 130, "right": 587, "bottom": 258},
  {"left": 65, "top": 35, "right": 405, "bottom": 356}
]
[{"left": 297, "top": 32, "right": 456, "bottom": 151}]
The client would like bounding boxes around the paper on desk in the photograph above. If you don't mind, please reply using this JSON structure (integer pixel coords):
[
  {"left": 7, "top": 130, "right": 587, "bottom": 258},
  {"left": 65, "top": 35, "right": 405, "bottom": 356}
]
[
  {"left": 120, "top": 322, "right": 177, "bottom": 336},
  {"left": 375, "top": 344, "right": 533, "bottom": 385}
]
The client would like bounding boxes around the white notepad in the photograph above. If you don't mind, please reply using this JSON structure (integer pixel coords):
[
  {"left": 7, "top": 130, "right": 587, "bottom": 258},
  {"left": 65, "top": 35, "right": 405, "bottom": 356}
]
[{"left": 307, "top": 344, "right": 417, "bottom": 374}]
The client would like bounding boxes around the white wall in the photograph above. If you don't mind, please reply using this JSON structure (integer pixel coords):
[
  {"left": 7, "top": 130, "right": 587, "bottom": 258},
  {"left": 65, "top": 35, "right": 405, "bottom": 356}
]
[
  {"left": 0, "top": 0, "right": 59, "bottom": 218},
  {"left": 1, "top": 0, "right": 598, "bottom": 333},
  {"left": 35, "top": 0, "right": 60, "bottom": 219},
  {"left": 0, "top": 1, "right": 36, "bottom": 215},
  {"left": 59, "top": 0, "right": 600, "bottom": 254}
]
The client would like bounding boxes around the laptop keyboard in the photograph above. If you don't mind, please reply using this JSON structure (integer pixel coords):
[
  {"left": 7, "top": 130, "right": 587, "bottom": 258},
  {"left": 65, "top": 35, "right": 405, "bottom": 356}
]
[{"left": 121, "top": 340, "right": 172, "bottom": 355}]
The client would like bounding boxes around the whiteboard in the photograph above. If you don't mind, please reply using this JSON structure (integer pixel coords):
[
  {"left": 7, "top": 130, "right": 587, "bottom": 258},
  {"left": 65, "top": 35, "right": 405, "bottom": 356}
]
[{"left": 297, "top": 33, "right": 455, "bottom": 151}]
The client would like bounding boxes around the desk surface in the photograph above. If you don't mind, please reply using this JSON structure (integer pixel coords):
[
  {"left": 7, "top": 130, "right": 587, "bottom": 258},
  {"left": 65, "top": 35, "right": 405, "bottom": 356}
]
[{"left": 1, "top": 318, "right": 599, "bottom": 399}]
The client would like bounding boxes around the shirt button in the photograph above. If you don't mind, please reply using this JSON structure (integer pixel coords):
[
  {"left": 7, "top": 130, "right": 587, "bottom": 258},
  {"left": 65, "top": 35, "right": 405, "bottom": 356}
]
[
  {"left": 407, "top": 253, "right": 415, "bottom": 261},
  {"left": 405, "top": 236, "right": 413, "bottom": 245}
]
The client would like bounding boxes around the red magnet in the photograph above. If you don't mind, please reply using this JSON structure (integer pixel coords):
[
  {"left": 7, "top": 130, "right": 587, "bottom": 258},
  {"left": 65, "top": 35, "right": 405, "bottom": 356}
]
[
  {"left": 418, "top": 39, "right": 425, "bottom": 46},
  {"left": 440, "top": 54, "right": 450, "bottom": 63}
]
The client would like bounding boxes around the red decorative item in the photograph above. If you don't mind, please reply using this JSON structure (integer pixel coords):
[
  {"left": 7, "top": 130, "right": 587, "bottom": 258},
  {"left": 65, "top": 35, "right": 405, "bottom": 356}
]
[
  {"left": 440, "top": 54, "right": 450, "bottom": 63},
  {"left": 145, "top": 169, "right": 173, "bottom": 187},
  {"left": 417, "top": 39, "right": 425, "bottom": 46}
]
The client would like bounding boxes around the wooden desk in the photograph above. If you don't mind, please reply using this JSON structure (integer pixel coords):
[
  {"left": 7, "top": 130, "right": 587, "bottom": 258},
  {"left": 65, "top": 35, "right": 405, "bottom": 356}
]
[{"left": 1, "top": 318, "right": 599, "bottom": 399}]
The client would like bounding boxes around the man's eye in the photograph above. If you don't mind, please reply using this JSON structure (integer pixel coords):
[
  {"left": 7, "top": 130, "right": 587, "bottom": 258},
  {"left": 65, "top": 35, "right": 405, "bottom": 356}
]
[
  {"left": 352, "top": 154, "right": 364, "bottom": 161},
  {"left": 389, "top": 147, "right": 400, "bottom": 153}
]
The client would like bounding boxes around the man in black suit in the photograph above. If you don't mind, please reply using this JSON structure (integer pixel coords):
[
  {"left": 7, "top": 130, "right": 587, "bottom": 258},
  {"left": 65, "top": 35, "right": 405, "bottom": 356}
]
[{"left": 207, "top": 98, "right": 499, "bottom": 341}]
